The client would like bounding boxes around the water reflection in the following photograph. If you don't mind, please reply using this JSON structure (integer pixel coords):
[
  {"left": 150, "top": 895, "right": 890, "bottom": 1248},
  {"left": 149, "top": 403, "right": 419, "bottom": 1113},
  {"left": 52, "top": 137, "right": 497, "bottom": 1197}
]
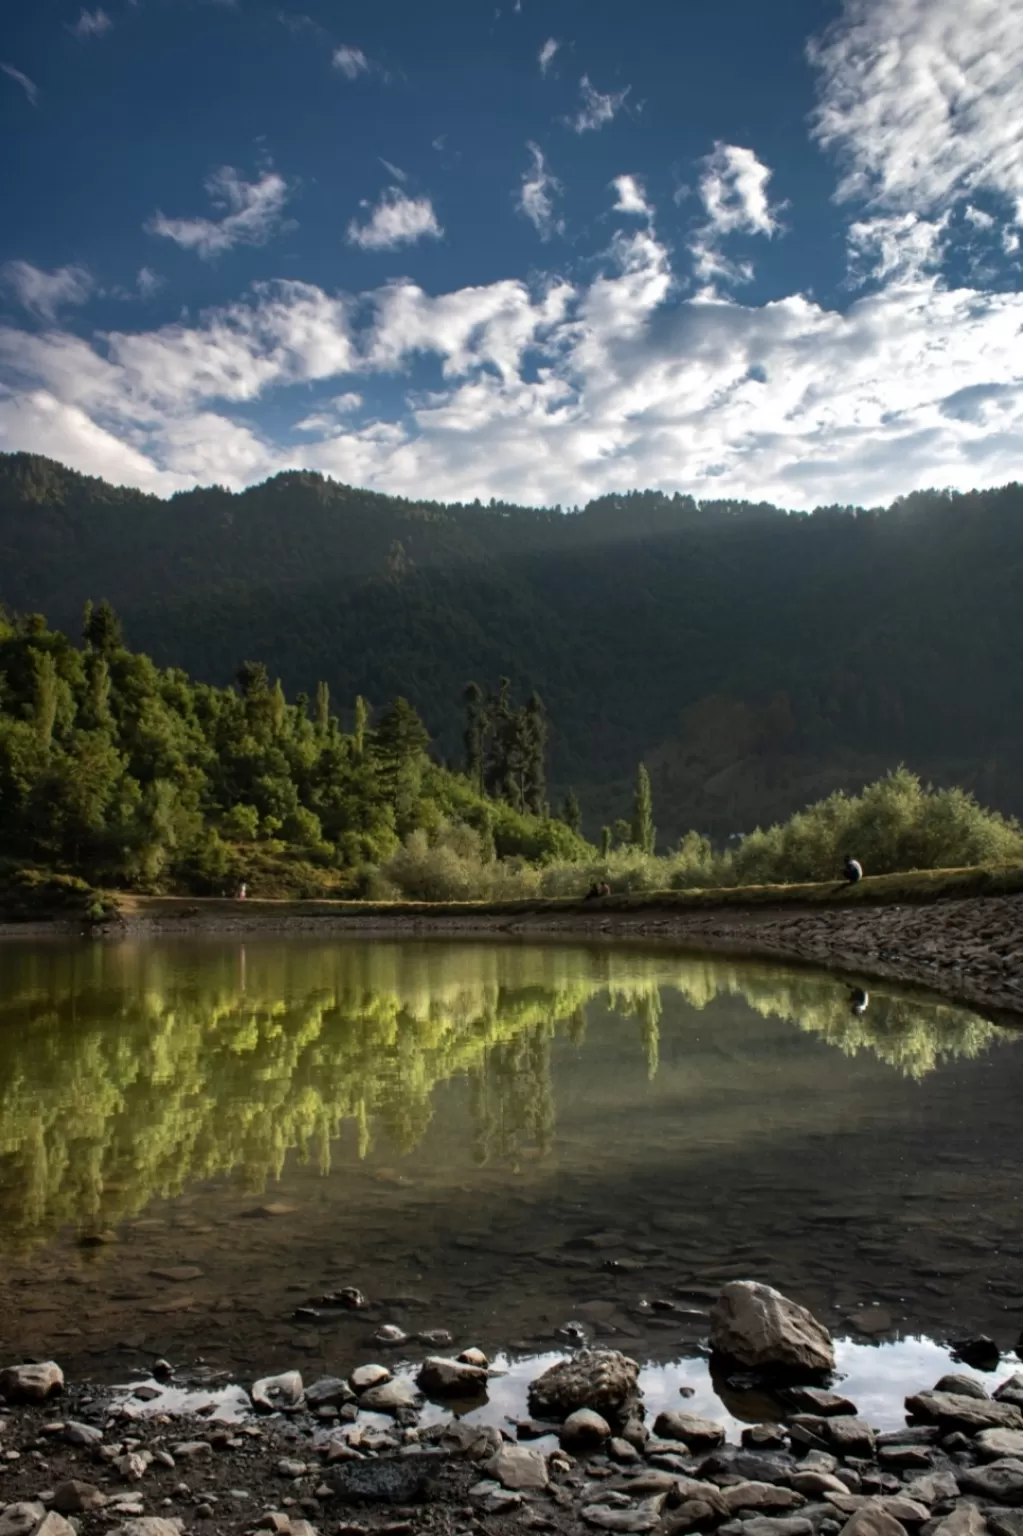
[{"left": 0, "top": 940, "right": 1013, "bottom": 1253}]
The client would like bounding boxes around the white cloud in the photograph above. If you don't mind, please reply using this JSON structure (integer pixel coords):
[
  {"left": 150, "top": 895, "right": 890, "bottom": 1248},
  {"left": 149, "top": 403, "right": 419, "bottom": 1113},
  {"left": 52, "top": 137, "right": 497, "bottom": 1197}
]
[
  {"left": 4, "top": 224, "right": 1023, "bottom": 513},
  {"left": 612, "top": 174, "right": 653, "bottom": 218},
  {"left": 846, "top": 212, "right": 948, "bottom": 284},
  {"left": 69, "top": 8, "right": 112, "bottom": 38},
  {"left": 147, "top": 167, "right": 290, "bottom": 259},
  {"left": 379, "top": 158, "right": 407, "bottom": 184},
  {"left": 809, "top": 0, "right": 1023, "bottom": 225},
  {"left": 570, "top": 75, "right": 629, "bottom": 134},
  {"left": 689, "top": 143, "right": 782, "bottom": 285},
  {"left": 0, "top": 261, "right": 94, "bottom": 321},
  {"left": 1, "top": 63, "right": 38, "bottom": 105},
  {"left": 538, "top": 37, "right": 559, "bottom": 75},
  {"left": 332, "top": 44, "right": 369, "bottom": 79},
  {"left": 518, "top": 144, "right": 562, "bottom": 239},
  {"left": 964, "top": 205, "right": 996, "bottom": 231},
  {"left": 137, "top": 266, "right": 162, "bottom": 298},
  {"left": 346, "top": 187, "right": 442, "bottom": 251}
]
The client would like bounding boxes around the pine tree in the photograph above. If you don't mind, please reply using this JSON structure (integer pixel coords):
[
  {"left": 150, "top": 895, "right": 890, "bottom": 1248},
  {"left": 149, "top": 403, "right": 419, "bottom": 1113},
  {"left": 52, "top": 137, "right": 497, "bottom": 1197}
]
[
  {"left": 353, "top": 695, "right": 369, "bottom": 760},
  {"left": 463, "top": 681, "right": 486, "bottom": 795},
  {"left": 84, "top": 598, "right": 123, "bottom": 657},
  {"left": 600, "top": 825, "right": 612, "bottom": 858},
  {"left": 562, "top": 789, "right": 582, "bottom": 835},
  {"left": 32, "top": 650, "right": 58, "bottom": 751},
  {"left": 631, "top": 762, "right": 655, "bottom": 853},
  {"left": 315, "top": 680, "right": 330, "bottom": 735},
  {"left": 523, "top": 692, "right": 547, "bottom": 816}
]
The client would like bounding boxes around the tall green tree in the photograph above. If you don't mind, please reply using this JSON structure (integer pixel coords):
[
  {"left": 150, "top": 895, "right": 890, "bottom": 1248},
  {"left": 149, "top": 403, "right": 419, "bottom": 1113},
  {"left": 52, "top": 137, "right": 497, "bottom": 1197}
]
[
  {"left": 315, "top": 680, "right": 330, "bottom": 735},
  {"left": 84, "top": 599, "right": 123, "bottom": 658},
  {"left": 631, "top": 762, "right": 655, "bottom": 854},
  {"left": 463, "top": 681, "right": 487, "bottom": 796},
  {"left": 562, "top": 789, "right": 582, "bottom": 835}
]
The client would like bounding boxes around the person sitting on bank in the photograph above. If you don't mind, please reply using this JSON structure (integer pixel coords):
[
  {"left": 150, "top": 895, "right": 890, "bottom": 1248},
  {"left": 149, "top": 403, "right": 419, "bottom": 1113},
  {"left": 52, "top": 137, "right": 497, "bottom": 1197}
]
[{"left": 843, "top": 855, "right": 863, "bottom": 884}]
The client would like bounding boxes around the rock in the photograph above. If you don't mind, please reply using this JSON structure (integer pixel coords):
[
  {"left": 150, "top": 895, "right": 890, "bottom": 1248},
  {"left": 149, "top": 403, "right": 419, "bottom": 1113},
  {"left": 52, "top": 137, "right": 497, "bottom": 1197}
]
[
  {"left": 35, "top": 1519, "right": 77, "bottom": 1536},
  {"left": 903, "top": 1473, "right": 958, "bottom": 1506},
  {"left": 458, "top": 1348, "right": 489, "bottom": 1368},
  {"left": 583, "top": 1504, "right": 664, "bottom": 1533},
  {"left": 977, "top": 1432, "right": 1023, "bottom": 1462},
  {"left": 930, "top": 1510, "right": 988, "bottom": 1536},
  {"left": 653, "top": 1412, "right": 726, "bottom": 1450},
  {"left": 115, "top": 1450, "right": 153, "bottom": 1480},
  {"left": 64, "top": 1421, "right": 103, "bottom": 1446},
  {"left": 374, "top": 1325, "right": 408, "bottom": 1346},
  {"left": 836, "top": 1505, "right": 908, "bottom": 1536},
  {"left": 562, "top": 1409, "right": 612, "bottom": 1449},
  {"left": 989, "top": 1516, "right": 1023, "bottom": 1536},
  {"left": 710, "top": 1283, "right": 834, "bottom": 1373},
  {"left": 0, "top": 1362, "right": 64, "bottom": 1403},
  {"left": 877, "top": 1428, "right": 943, "bottom": 1447},
  {"left": 417, "top": 1356, "right": 488, "bottom": 1397},
  {"left": 305, "top": 1376, "right": 355, "bottom": 1409},
  {"left": 609, "top": 1437, "right": 641, "bottom": 1463},
  {"left": 828, "top": 1419, "right": 877, "bottom": 1457},
  {"left": 699, "top": 1449, "right": 798, "bottom": 1485},
  {"left": 996, "top": 1377, "right": 1023, "bottom": 1409},
  {"left": 252, "top": 1371, "right": 304, "bottom": 1412},
  {"left": 529, "top": 1349, "right": 641, "bottom": 1421},
  {"left": 722, "top": 1484, "right": 808, "bottom": 1515},
  {"left": 879, "top": 1500, "right": 930, "bottom": 1524},
  {"left": 935, "top": 1376, "right": 990, "bottom": 1401},
  {"left": 358, "top": 1378, "right": 421, "bottom": 1415},
  {"left": 484, "top": 1445, "right": 550, "bottom": 1492},
  {"left": 668, "top": 1500, "right": 723, "bottom": 1532},
  {"left": 51, "top": 1480, "right": 107, "bottom": 1512},
  {"left": 277, "top": 1459, "right": 307, "bottom": 1478},
  {"left": 745, "top": 1426, "right": 789, "bottom": 1450},
  {"left": 0, "top": 1505, "right": 47, "bottom": 1536},
  {"left": 418, "top": 1330, "right": 454, "bottom": 1348},
  {"left": 953, "top": 1337, "right": 1001, "bottom": 1370},
  {"left": 331, "top": 1455, "right": 443, "bottom": 1503},
  {"left": 878, "top": 1447, "right": 933, "bottom": 1470},
  {"left": 726, "top": 1521, "right": 813, "bottom": 1536},
  {"left": 107, "top": 1524, "right": 184, "bottom": 1536},
  {"left": 350, "top": 1363, "right": 391, "bottom": 1393},
  {"left": 907, "top": 1393, "right": 1023, "bottom": 1433},
  {"left": 958, "top": 1459, "right": 1023, "bottom": 1504},
  {"left": 789, "top": 1389, "right": 859, "bottom": 1417},
  {"left": 171, "top": 1441, "right": 212, "bottom": 1459},
  {"left": 792, "top": 1475, "right": 852, "bottom": 1498}
]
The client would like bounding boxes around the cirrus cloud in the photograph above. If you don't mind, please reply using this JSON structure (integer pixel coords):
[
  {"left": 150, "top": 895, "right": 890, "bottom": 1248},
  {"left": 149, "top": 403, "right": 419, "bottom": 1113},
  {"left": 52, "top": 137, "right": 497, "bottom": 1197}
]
[{"left": 147, "top": 167, "right": 291, "bottom": 259}]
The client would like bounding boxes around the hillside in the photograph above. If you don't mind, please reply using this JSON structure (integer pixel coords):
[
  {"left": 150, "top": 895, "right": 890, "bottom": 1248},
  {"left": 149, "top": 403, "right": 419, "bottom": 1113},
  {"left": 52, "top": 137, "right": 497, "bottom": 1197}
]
[{"left": 2, "top": 451, "right": 1022, "bottom": 840}]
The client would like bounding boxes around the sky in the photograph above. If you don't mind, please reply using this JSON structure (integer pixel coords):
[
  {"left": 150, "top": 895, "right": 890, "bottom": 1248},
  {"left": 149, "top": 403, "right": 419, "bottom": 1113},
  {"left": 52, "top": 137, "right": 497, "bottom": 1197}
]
[{"left": 1, "top": 0, "right": 1022, "bottom": 511}]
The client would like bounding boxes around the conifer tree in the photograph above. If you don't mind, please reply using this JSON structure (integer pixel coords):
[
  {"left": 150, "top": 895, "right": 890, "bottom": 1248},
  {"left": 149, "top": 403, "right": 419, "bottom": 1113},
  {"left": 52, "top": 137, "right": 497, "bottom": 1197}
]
[
  {"left": 631, "top": 762, "right": 655, "bottom": 853},
  {"left": 32, "top": 650, "right": 58, "bottom": 751},
  {"left": 562, "top": 789, "right": 582, "bottom": 835},
  {"left": 463, "top": 681, "right": 486, "bottom": 796},
  {"left": 315, "top": 680, "right": 330, "bottom": 735},
  {"left": 353, "top": 695, "right": 369, "bottom": 760}
]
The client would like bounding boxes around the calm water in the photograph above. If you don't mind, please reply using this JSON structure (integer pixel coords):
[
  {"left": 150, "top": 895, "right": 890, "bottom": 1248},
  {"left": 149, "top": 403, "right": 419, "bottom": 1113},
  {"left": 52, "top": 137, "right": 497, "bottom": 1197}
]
[{"left": 1, "top": 938, "right": 1021, "bottom": 1421}]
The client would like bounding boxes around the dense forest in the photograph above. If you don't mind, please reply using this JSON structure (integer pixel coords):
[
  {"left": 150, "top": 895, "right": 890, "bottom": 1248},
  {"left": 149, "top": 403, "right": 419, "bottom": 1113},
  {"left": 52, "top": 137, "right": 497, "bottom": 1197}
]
[{"left": 2, "top": 453, "right": 1021, "bottom": 840}]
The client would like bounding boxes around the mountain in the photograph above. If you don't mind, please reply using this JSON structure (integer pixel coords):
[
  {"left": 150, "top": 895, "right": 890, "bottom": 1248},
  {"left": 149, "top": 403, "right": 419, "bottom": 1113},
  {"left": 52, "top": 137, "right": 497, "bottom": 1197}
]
[{"left": 2, "top": 450, "right": 1021, "bottom": 841}]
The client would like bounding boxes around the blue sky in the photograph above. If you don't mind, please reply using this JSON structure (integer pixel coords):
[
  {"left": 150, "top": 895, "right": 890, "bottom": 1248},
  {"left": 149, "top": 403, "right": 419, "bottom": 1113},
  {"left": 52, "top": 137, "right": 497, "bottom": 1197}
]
[{"left": 1, "top": 0, "right": 1022, "bottom": 509}]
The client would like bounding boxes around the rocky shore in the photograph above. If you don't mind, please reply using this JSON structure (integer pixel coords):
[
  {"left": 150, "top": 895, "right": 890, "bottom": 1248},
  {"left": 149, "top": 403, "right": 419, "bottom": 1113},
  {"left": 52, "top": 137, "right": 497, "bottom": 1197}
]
[{"left": 2, "top": 1283, "right": 1022, "bottom": 1536}]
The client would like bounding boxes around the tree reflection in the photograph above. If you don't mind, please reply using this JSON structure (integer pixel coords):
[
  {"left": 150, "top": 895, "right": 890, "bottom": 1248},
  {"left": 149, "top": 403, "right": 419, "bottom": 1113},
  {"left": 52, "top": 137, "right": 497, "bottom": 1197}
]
[{"left": 0, "top": 941, "right": 1008, "bottom": 1250}]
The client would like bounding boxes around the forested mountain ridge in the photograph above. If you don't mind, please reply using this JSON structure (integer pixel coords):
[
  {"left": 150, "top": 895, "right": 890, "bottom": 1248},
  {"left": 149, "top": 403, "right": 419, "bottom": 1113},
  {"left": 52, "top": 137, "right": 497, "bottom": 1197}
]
[{"left": 2, "top": 451, "right": 1022, "bottom": 839}]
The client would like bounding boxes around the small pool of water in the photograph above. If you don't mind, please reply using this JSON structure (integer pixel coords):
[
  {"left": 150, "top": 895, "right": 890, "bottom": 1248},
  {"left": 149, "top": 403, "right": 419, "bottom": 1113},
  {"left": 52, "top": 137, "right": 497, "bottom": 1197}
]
[{"left": 0, "top": 937, "right": 1020, "bottom": 1400}]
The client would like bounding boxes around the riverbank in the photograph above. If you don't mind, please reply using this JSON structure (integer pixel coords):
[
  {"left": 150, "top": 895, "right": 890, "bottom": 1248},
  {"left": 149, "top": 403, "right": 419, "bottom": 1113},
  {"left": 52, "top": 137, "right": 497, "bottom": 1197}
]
[
  {"left": 2, "top": 1281, "right": 1022, "bottom": 1536},
  {"left": 6, "top": 865, "right": 1021, "bottom": 1022}
]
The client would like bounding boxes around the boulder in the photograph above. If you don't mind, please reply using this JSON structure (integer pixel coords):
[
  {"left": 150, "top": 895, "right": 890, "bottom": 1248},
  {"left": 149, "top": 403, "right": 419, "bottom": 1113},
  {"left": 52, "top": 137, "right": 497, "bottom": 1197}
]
[
  {"left": 836, "top": 1505, "right": 908, "bottom": 1536},
  {"left": 51, "top": 1481, "right": 107, "bottom": 1513},
  {"left": 828, "top": 1418, "right": 877, "bottom": 1457},
  {"left": 787, "top": 1388, "right": 858, "bottom": 1417},
  {"left": 582, "top": 1501, "right": 664, "bottom": 1533},
  {"left": 710, "top": 1283, "right": 834, "bottom": 1373},
  {"left": 561, "top": 1409, "right": 612, "bottom": 1449},
  {"left": 458, "top": 1348, "right": 489, "bottom": 1368},
  {"left": 0, "top": 1505, "right": 47, "bottom": 1536},
  {"left": 957, "top": 1459, "right": 1023, "bottom": 1505},
  {"left": 350, "top": 1363, "right": 391, "bottom": 1392},
  {"left": 996, "top": 1376, "right": 1023, "bottom": 1409},
  {"left": 305, "top": 1376, "right": 355, "bottom": 1409},
  {"left": 529, "top": 1350, "right": 640, "bottom": 1419},
  {"left": 721, "top": 1484, "right": 807, "bottom": 1515},
  {"left": 356, "top": 1377, "right": 421, "bottom": 1415},
  {"left": 653, "top": 1412, "right": 726, "bottom": 1450},
  {"left": 484, "top": 1445, "right": 550, "bottom": 1492},
  {"left": 0, "top": 1362, "right": 64, "bottom": 1403},
  {"left": 252, "top": 1371, "right": 304, "bottom": 1413},
  {"left": 36, "top": 1519, "right": 77, "bottom": 1536},
  {"left": 903, "top": 1473, "right": 959, "bottom": 1505},
  {"left": 977, "top": 1430, "right": 1023, "bottom": 1462},
  {"left": 930, "top": 1511, "right": 988, "bottom": 1536},
  {"left": 934, "top": 1375, "right": 990, "bottom": 1401},
  {"left": 331, "top": 1453, "right": 445, "bottom": 1503},
  {"left": 989, "top": 1516, "right": 1023, "bottom": 1536},
  {"left": 906, "top": 1392, "right": 1023, "bottom": 1434},
  {"left": 417, "top": 1356, "right": 488, "bottom": 1397},
  {"left": 106, "top": 1524, "right": 184, "bottom": 1536}
]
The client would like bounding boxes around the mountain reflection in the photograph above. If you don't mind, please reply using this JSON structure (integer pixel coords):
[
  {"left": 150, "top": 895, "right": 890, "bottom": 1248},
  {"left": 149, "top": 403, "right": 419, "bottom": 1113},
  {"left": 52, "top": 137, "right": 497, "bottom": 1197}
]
[{"left": 0, "top": 941, "right": 1007, "bottom": 1249}]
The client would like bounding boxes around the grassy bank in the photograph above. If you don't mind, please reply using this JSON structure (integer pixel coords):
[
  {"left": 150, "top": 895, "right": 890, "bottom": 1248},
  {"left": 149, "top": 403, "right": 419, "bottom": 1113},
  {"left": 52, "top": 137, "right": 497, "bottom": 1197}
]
[{"left": 87, "top": 860, "right": 1023, "bottom": 925}]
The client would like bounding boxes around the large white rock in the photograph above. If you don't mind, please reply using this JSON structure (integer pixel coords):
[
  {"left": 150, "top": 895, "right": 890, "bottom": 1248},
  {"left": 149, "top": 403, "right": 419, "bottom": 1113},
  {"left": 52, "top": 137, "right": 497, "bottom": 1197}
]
[
  {"left": 0, "top": 1362, "right": 64, "bottom": 1403},
  {"left": 709, "top": 1282, "right": 835, "bottom": 1373}
]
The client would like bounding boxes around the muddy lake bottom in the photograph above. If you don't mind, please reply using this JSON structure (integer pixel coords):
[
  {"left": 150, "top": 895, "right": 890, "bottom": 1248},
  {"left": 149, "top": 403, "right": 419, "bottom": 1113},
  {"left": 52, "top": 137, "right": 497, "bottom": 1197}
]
[{"left": 0, "top": 936, "right": 1021, "bottom": 1429}]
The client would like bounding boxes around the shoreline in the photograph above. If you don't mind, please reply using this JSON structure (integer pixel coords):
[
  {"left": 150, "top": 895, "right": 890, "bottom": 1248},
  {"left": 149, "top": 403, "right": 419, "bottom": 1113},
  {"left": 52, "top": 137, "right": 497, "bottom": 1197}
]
[
  {"left": 1, "top": 1284, "right": 1022, "bottom": 1536},
  {"left": 4, "top": 874, "right": 1022, "bottom": 1024}
]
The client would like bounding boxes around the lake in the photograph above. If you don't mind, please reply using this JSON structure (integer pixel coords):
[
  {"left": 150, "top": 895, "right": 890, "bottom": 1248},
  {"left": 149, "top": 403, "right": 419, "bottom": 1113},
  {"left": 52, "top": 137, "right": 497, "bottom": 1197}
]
[{"left": 1, "top": 937, "right": 1020, "bottom": 1426}]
